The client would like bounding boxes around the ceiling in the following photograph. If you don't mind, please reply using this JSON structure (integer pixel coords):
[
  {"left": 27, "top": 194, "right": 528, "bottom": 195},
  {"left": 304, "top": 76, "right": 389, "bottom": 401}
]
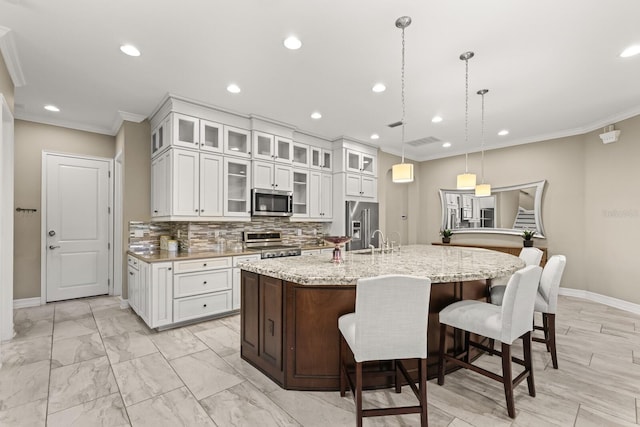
[{"left": 2, "top": 0, "right": 640, "bottom": 161}]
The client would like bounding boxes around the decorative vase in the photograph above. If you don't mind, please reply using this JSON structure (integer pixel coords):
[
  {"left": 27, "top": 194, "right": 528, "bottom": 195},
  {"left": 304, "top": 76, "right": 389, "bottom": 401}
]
[
  {"left": 523, "top": 240, "right": 533, "bottom": 247},
  {"left": 442, "top": 237, "right": 451, "bottom": 244}
]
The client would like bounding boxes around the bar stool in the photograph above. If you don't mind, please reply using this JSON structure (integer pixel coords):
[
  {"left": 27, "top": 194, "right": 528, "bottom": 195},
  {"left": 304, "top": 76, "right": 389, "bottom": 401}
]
[
  {"left": 438, "top": 265, "right": 543, "bottom": 419},
  {"left": 338, "top": 275, "right": 431, "bottom": 427},
  {"left": 532, "top": 255, "right": 566, "bottom": 369},
  {"left": 490, "top": 247, "right": 544, "bottom": 305}
]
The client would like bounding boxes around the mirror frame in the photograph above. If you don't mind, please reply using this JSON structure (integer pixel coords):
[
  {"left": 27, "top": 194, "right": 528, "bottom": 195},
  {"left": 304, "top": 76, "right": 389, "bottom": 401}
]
[{"left": 438, "top": 179, "right": 546, "bottom": 238}]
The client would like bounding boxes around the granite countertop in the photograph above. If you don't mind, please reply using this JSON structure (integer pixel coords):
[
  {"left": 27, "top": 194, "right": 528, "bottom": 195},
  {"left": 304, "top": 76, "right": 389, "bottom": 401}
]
[
  {"left": 238, "top": 244, "right": 526, "bottom": 285},
  {"left": 127, "top": 249, "right": 257, "bottom": 262}
]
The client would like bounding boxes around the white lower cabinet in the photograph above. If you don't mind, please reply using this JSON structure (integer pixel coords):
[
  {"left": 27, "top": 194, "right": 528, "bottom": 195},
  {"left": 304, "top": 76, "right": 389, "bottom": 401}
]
[{"left": 129, "top": 254, "right": 260, "bottom": 329}]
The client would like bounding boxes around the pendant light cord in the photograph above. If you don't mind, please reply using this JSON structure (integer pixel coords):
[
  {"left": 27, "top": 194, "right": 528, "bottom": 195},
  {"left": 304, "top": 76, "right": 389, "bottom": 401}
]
[
  {"left": 464, "top": 56, "right": 469, "bottom": 173},
  {"left": 480, "top": 91, "right": 485, "bottom": 183},
  {"left": 401, "top": 25, "right": 406, "bottom": 163}
]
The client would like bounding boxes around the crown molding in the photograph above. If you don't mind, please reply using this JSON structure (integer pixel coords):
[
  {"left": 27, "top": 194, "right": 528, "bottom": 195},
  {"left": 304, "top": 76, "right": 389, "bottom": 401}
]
[
  {"left": 15, "top": 111, "right": 114, "bottom": 136},
  {"left": 0, "top": 26, "right": 26, "bottom": 87},
  {"left": 111, "top": 110, "right": 147, "bottom": 134}
]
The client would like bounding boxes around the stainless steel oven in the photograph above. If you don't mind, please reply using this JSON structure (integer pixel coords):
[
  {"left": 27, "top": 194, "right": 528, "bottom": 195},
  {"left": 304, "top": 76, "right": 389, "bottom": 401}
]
[{"left": 251, "top": 189, "right": 293, "bottom": 217}]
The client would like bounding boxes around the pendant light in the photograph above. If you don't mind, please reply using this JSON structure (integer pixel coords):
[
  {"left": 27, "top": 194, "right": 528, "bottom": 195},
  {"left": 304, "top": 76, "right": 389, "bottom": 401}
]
[
  {"left": 391, "top": 16, "right": 414, "bottom": 183},
  {"left": 475, "top": 89, "right": 491, "bottom": 197},
  {"left": 456, "top": 51, "right": 476, "bottom": 190}
]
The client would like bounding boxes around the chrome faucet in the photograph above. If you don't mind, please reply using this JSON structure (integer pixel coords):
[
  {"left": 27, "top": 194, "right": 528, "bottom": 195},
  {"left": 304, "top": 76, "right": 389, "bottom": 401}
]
[{"left": 371, "top": 229, "right": 385, "bottom": 251}]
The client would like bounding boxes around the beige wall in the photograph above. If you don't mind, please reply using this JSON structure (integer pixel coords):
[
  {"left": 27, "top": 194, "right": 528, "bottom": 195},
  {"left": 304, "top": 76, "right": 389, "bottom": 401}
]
[
  {"left": 13, "top": 120, "right": 115, "bottom": 299},
  {"left": 0, "top": 54, "right": 14, "bottom": 113},
  {"left": 378, "top": 114, "right": 640, "bottom": 304},
  {"left": 119, "top": 120, "right": 151, "bottom": 298}
]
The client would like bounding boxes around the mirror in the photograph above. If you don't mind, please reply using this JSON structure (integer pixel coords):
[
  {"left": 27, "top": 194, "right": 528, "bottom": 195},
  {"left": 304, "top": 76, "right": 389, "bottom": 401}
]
[{"left": 439, "top": 180, "right": 546, "bottom": 238}]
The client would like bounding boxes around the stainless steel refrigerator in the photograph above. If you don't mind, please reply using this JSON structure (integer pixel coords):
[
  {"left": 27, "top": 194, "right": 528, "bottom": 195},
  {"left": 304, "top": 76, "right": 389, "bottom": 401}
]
[{"left": 345, "top": 201, "right": 380, "bottom": 251}]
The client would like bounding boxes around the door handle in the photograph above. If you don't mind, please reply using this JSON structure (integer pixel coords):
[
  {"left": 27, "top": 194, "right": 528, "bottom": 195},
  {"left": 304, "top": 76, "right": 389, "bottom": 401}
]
[
  {"left": 48, "top": 230, "right": 56, "bottom": 236},
  {"left": 49, "top": 245, "right": 60, "bottom": 250}
]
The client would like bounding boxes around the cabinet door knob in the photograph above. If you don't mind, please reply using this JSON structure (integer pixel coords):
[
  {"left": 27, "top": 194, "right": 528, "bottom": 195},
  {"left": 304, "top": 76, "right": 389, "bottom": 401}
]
[
  {"left": 195, "top": 209, "right": 199, "bottom": 212},
  {"left": 168, "top": 267, "right": 172, "bottom": 271},
  {"left": 154, "top": 210, "right": 158, "bottom": 213},
  {"left": 200, "top": 210, "right": 204, "bottom": 213},
  {"left": 203, "top": 281, "right": 207, "bottom": 285},
  {"left": 129, "top": 272, "right": 134, "bottom": 275},
  {"left": 203, "top": 304, "right": 207, "bottom": 308},
  {"left": 203, "top": 263, "right": 207, "bottom": 267}
]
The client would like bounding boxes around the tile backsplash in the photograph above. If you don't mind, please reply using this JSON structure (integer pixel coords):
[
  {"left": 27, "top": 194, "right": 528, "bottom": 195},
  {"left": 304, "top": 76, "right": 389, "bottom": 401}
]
[{"left": 129, "top": 218, "right": 331, "bottom": 252}]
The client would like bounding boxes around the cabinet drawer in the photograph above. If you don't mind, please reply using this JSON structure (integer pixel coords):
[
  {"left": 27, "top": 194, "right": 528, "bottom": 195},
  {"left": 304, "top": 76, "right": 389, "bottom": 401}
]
[
  {"left": 174, "top": 270, "right": 232, "bottom": 298},
  {"left": 174, "top": 257, "right": 232, "bottom": 273},
  {"left": 232, "top": 254, "right": 261, "bottom": 267},
  {"left": 128, "top": 256, "right": 140, "bottom": 269},
  {"left": 173, "top": 291, "right": 232, "bottom": 322}
]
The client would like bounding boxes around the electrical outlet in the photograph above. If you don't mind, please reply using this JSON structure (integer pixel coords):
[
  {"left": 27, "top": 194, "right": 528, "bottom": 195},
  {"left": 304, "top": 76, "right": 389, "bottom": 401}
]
[
  {"left": 215, "top": 230, "right": 220, "bottom": 237},
  {"left": 296, "top": 229, "right": 302, "bottom": 236},
  {"left": 177, "top": 230, "right": 182, "bottom": 238},
  {"left": 134, "top": 229, "right": 144, "bottom": 237}
]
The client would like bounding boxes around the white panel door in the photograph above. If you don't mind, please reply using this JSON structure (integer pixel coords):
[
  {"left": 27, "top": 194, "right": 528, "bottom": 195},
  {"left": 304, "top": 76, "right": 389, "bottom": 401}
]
[
  {"left": 46, "top": 154, "right": 109, "bottom": 302},
  {"left": 252, "top": 161, "right": 274, "bottom": 190},
  {"left": 273, "top": 164, "right": 293, "bottom": 192},
  {"left": 171, "top": 149, "right": 199, "bottom": 216},
  {"left": 320, "top": 173, "right": 333, "bottom": 218}
]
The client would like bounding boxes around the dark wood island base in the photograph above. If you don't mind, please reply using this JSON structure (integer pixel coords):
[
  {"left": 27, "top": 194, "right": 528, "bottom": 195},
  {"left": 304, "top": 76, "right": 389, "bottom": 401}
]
[{"left": 240, "top": 271, "right": 489, "bottom": 391}]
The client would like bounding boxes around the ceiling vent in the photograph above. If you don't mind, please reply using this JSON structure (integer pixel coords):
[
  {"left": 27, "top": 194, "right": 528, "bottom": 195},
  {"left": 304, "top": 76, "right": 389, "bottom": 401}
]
[
  {"left": 387, "top": 120, "right": 403, "bottom": 128},
  {"left": 406, "top": 136, "right": 442, "bottom": 147}
]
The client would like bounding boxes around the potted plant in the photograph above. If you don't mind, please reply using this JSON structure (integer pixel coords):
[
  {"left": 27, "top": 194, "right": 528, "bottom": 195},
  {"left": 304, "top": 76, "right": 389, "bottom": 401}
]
[
  {"left": 441, "top": 229, "right": 453, "bottom": 244},
  {"left": 522, "top": 229, "right": 536, "bottom": 247}
]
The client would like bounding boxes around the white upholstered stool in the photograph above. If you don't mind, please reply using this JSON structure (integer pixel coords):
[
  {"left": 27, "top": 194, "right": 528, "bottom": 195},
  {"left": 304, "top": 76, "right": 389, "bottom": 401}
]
[
  {"left": 438, "top": 265, "right": 543, "bottom": 419},
  {"left": 338, "top": 275, "right": 431, "bottom": 427},
  {"left": 490, "top": 247, "right": 543, "bottom": 305},
  {"left": 532, "top": 255, "right": 566, "bottom": 369}
]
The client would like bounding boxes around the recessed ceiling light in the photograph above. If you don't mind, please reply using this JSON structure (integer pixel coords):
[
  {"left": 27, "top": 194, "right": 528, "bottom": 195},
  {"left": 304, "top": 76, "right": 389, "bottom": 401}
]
[
  {"left": 442, "top": 142, "right": 451, "bottom": 148},
  {"left": 44, "top": 105, "right": 60, "bottom": 112},
  {"left": 498, "top": 129, "right": 509, "bottom": 136},
  {"left": 227, "top": 84, "right": 241, "bottom": 94},
  {"left": 120, "top": 44, "right": 140, "bottom": 57},
  {"left": 372, "top": 83, "right": 386, "bottom": 93},
  {"left": 370, "top": 134, "right": 380, "bottom": 140},
  {"left": 311, "top": 112, "right": 322, "bottom": 119},
  {"left": 620, "top": 45, "right": 640, "bottom": 58},
  {"left": 283, "top": 36, "right": 302, "bottom": 50},
  {"left": 432, "top": 115, "right": 443, "bottom": 123}
]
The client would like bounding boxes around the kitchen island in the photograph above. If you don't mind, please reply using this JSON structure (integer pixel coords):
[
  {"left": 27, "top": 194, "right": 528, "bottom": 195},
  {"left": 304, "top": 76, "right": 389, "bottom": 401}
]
[{"left": 238, "top": 244, "right": 525, "bottom": 391}]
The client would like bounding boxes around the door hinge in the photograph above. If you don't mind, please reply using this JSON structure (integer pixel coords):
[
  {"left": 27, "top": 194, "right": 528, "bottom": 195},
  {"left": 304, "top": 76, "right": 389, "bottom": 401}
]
[
  {"left": 108, "top": 207, "right": 111, "bottom": 214},
  {"left": 108, "top": 243, "right": 111, "bottom": 250},
  {"left": 108, "top": 171, "right": 111, "bottom": 178}
]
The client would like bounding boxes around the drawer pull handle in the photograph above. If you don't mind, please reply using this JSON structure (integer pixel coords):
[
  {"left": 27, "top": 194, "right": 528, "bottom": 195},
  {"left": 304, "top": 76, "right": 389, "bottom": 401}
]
[{"left": 203, "top": 263, "right": 207, "bottom": 267}]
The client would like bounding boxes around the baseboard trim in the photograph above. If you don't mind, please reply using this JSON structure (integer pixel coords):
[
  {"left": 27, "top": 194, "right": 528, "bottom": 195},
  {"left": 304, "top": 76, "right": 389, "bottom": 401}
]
[
  {"left": 559, "top": 287, "right": 640, "bottom": 315},
  {"left": 13, "top": 297, "right": 42, "bottom": 309},
  {"left": 119, "top": 298, "right": 129, "bottom": 310}
]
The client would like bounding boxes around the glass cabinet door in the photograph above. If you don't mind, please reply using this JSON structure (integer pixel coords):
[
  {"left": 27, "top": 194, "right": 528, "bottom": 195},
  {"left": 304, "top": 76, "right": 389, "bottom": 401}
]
[
  {"left": 361, "top": 154, "right": 375, "bottom": 174},
  {"left": 275, "top": 136, "right": 292, "bottom": 163},
  {"left": 224, "top": 126, "right": 251, "bottom": 158},
  {"left": 224, "top": 158, "right": 250, "bottom": 217},
  {"left": 172, "top": 113, "right": 199, "bottom": 149},
  {"left": 200, "top": 120, "right": 223, "bottom": 153},
  {"left": 322, "top": 150, "right": 332, "bottom": 170},
  {"left": 310, "top": 147, "right": 322, "bottom": 169},
  {"left": 252, "top": 131, "right": 274, "bottom": 161},
  {"left": 292, "top": 142, "right": 309, "bottom": 167},
  {"left": 346, "top": 150, "right": 360, "bottom": 172},
  {"left": 293, "top": 170, "right": 309, "bottom": 216}
]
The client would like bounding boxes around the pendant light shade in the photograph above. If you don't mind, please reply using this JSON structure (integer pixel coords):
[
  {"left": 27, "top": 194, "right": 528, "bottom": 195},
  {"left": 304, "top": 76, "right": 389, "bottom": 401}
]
[
  {"left": 456, "top": 51, "right": 476, "bottom": 190},
  {"left": 391, "top": 16, "right": 414, "bottom": 184},
  {"left": 475, "top": 183, "right": 491, "bottom": 197},
  {"left": 392, "top": 163, "right": 414, "bottom": 183}
]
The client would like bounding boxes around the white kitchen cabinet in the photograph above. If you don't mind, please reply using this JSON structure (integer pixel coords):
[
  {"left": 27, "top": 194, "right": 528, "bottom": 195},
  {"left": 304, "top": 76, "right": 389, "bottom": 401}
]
[
  {"left": 292, "top": 169, "right": 309, "bottom": 217},
  {"left": 292, "top": 142, "right": 309, "bottom": 167},
  {"left": 172, "top": 113, "right": 200, "bottom": 149},
  {"left": 252, "top": 161, "right": 293, "bottom": 192},
  {"left": 309, "top": 171, "right": 333, "bottom": 220},
  {"left": 310, "top": 146, "right": 332, "bottom": 170},
  {"left": 151, "top": 150, "right": 170, "bottom": 217},
  {"left": 345, "top": 173, "right": 377, "bottom": 199},
  {"left": 151, "top": 115, "right": 171, "bottom": 158},
  {"left": 129, "top": 259, "right": 172, "bottom": 329},
  {"left": 199, "top": 153, "right": 223, "bottom": 217},
  {"left": 171, "top": 149, "right": 199, "bottom": 216},
  {"left": 199, "top": 119, "right": 223, "bottom": 153},
  {"left": 345, "top": 149, "right": 376, "bottom": 175},
  {"left": 224, "top": 157, "right": 251, "bottom": 217},
  {"left": 252, "top": 131, "right": 292, "bottom": 164},
  {"left": 224, "top": 126, "right": 251, "bottom": 158},
  {"left": 232, "top": 254, "right": 261, "bottom": 310}
]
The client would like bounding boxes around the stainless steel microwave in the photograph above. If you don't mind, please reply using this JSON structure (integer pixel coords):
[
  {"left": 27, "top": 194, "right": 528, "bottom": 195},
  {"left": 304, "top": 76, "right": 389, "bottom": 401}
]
[{"left": 251, "top": 189, "right": 293, "bottom": 217}]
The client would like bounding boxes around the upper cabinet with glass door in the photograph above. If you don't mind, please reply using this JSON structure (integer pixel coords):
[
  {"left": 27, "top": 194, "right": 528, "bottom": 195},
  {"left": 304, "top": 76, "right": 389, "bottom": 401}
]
[
  {"left": 345, "top": 149, "right": 376, "bottom": 175},
  {"left": 292, "top": 142, "right": 309, "bottom": 167},
  {"left": 310, "top": 147, "right": 332, "bottom": 170},
  {"left": 224, "top": 126, "right": 251, "bottom": 158},
  {"left": 252, "top": 131, "right": 292, "bottom": 164},
  {"left": 151, "top": 115, "right": 171, "bottom": 158},
  {"left": 170, "top": 113, "right": 223, "bottom": 153}
]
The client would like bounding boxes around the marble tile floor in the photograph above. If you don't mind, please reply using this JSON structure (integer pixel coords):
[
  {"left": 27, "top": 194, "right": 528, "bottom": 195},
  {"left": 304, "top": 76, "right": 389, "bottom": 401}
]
[{"left": 1, "top": 295, "right": 639, "bottom": 426}]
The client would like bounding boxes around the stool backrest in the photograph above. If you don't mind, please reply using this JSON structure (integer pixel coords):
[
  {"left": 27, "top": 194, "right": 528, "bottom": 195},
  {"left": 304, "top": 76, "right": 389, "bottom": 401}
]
[
  {"left": 354, "top": 275, "right": 431, "bottom": 361},
  {"left": 519, "top": 247, "right": 543, "bottom": 267},
  {"left": 538, "top": 255, "right": 567, "bottom": 314},
  {"left": 500, "top": 265, "right": 543, "bottom": 344}
]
